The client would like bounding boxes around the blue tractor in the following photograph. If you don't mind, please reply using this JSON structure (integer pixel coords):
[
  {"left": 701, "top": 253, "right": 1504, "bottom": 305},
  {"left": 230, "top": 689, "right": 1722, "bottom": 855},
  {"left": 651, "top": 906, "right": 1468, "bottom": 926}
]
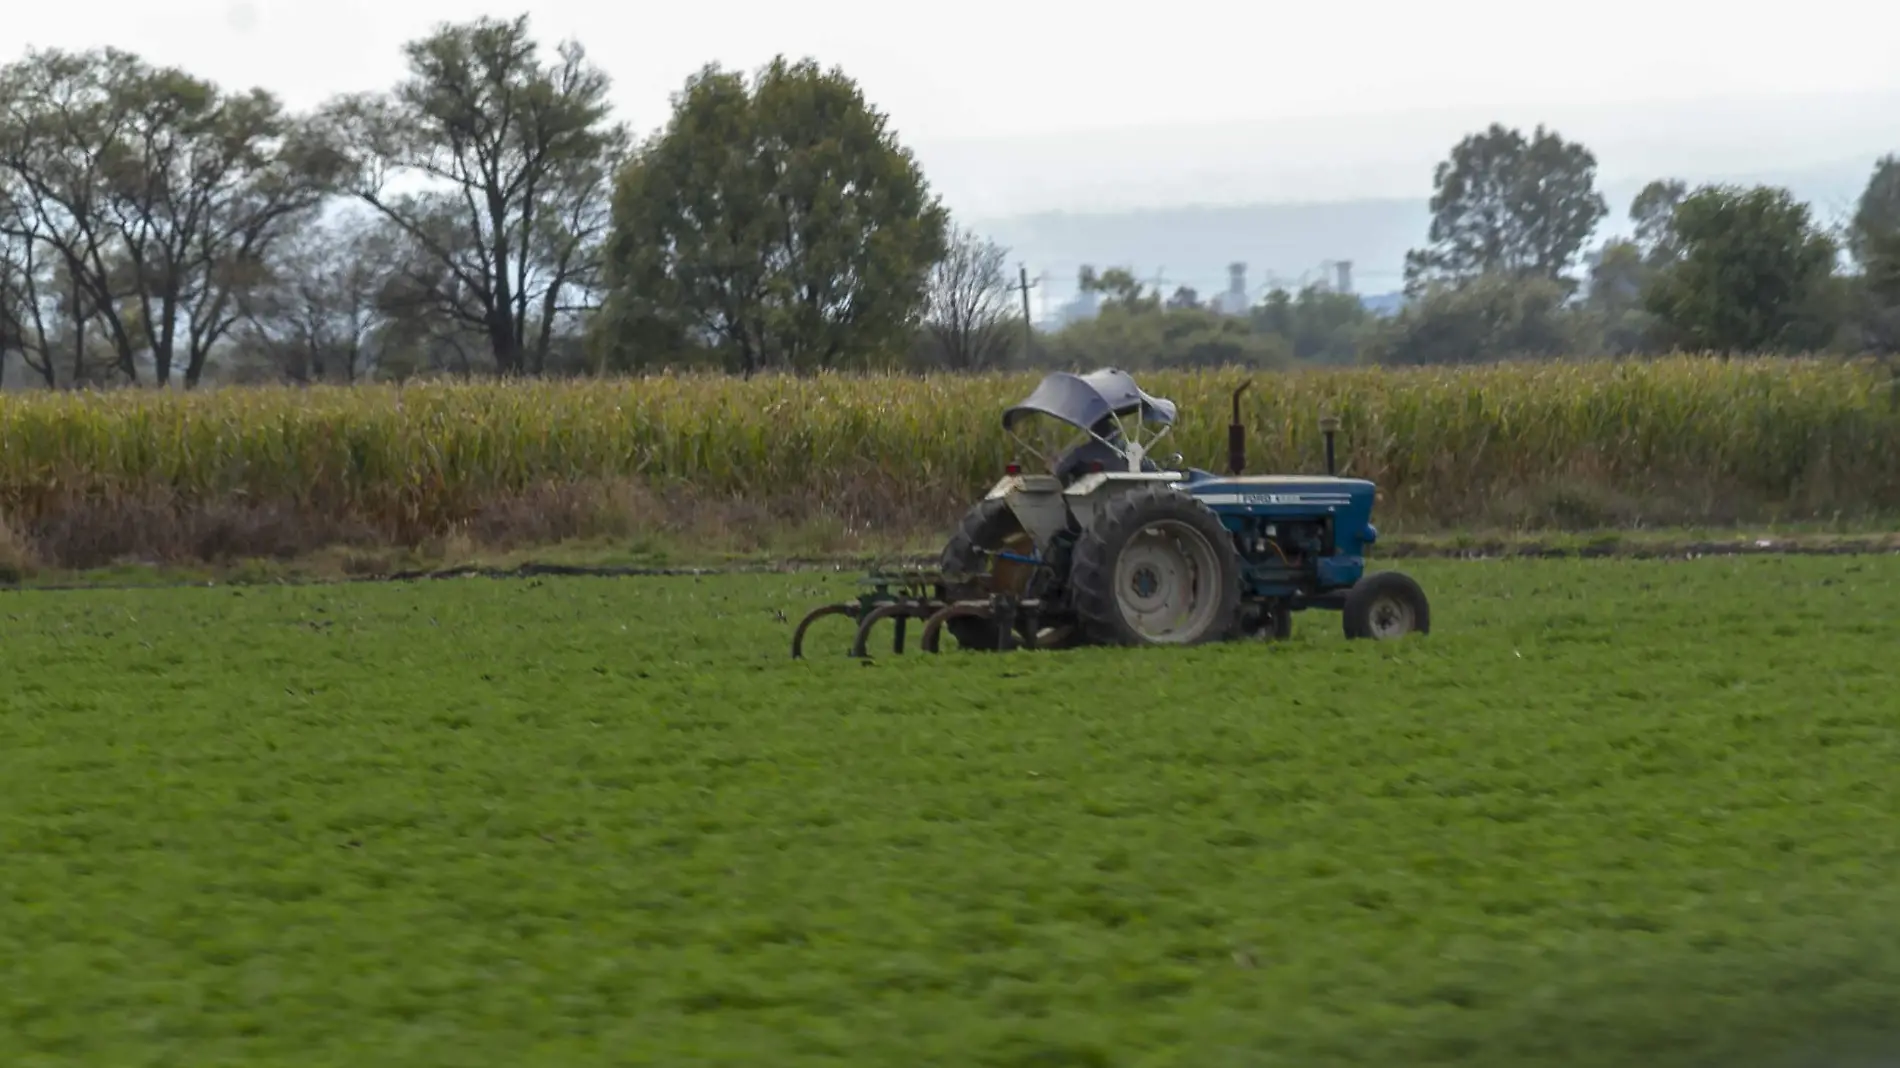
[{"left": 791, "top": 368, "right": 1430, "bottom": 657}]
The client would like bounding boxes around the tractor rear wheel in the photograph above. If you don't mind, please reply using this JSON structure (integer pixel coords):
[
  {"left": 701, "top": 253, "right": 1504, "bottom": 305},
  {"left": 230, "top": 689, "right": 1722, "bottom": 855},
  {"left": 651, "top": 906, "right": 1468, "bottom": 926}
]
[
  {"left": 938, "top": 498, "right": 1045, "bottom": 651},
  {"left": 1069, "top": 485, "right": 1241, "bottom": 646},
  {"left": 1342, "top": 571, "right": 1431, "bottom": 640}
]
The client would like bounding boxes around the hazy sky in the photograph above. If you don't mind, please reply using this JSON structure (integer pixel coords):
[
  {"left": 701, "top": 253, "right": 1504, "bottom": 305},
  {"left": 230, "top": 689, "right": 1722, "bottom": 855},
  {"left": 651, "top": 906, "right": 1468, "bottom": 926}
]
[{"left": 14, "top": 0, "right": 1900, "bottom": 218}]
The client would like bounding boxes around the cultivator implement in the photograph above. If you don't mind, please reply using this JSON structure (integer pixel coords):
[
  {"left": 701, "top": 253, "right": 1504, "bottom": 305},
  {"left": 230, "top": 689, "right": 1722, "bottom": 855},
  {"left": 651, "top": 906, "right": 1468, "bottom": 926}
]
[{"left": 789, "top": 561, "right": 1055, "bottom": 659}]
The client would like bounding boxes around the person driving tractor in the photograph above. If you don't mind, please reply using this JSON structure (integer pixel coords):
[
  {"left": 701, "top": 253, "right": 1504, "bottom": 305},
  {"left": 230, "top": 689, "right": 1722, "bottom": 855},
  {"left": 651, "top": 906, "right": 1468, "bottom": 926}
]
[{"left": 1053, "top": 411, "right": 1161, "bottom": 484}]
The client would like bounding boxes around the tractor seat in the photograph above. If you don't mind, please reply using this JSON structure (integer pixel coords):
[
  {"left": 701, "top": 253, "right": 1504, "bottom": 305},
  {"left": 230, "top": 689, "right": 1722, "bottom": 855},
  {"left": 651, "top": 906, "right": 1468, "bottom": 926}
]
[{"left": 1054, "top": 437, "right": 1159, "bottom": 484}]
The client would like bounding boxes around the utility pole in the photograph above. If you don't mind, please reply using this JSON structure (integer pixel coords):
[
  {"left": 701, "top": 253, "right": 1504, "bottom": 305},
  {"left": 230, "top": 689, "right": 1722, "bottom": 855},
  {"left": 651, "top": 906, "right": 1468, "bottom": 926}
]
[{"left": 1016, "top": 264, "right": 1039, "bottom": 363}]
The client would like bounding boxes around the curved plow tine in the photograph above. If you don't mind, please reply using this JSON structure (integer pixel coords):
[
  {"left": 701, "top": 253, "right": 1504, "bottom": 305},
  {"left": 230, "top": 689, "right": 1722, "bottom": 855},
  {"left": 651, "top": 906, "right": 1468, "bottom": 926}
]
[
  {"left": 791, "top": 604, "right": 856, "bottom": 659},
  {"left": 849, "top": 602, "right": 935, "bottom": 658},
  {"left": 1015, "top": 612, "right": 1040, "bottom": 651},
  {"left": 918, "top": 601, "right": 998, "bottom": 654}
]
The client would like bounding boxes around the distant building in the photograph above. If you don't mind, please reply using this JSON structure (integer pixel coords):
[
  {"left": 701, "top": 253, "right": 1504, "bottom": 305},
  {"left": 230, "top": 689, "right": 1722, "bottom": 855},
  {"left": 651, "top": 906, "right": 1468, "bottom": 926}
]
[{"left": 1213, "top": 262, "right": 1250, "bottom": 316}]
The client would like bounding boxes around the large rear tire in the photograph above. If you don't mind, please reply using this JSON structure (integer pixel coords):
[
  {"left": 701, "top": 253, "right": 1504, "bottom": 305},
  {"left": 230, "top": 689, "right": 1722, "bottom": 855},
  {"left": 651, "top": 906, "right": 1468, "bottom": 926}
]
[{"left": 1069, "top": 485, "right": 1241, "bottom": 646}]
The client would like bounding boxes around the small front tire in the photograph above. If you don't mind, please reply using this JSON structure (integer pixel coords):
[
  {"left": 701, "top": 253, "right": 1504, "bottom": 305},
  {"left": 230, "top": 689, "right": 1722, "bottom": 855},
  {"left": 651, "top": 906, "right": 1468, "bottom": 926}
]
[{"left": 1342, "top": 571, "right": 1430, "bottom": 640}]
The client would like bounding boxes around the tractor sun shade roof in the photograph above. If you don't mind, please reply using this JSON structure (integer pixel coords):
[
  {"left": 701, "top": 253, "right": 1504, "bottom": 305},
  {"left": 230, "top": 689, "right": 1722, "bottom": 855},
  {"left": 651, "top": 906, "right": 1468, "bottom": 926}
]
[{"left": 1000, "top": 369, "right": 1179, "bottom": 434}]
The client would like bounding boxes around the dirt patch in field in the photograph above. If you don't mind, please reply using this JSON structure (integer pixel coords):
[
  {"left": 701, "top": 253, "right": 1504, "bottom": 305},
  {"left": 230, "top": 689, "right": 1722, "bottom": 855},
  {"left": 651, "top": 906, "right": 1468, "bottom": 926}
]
[
  {"left": 2, "top": 473, "right": 1896, "bottom": 587},
  {"left": 0, "top": 478, "right": 962, "bottom": 574}
]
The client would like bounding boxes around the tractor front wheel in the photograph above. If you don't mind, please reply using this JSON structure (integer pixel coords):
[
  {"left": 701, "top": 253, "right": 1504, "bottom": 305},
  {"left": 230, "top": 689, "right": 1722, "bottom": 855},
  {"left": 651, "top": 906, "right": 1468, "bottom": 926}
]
[
  {"left": 1342, "top": 571, "right": 1431, "bottom": 640},
  {"left": 1070, "top": 486, "right": 1241, "bottom": 646}
]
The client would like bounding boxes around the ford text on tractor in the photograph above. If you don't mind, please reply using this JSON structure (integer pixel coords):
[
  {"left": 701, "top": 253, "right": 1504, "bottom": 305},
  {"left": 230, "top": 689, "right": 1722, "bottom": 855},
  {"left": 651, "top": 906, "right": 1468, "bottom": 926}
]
[{"left": 791, "top": 368, "right": 1430, "bottom": 657}]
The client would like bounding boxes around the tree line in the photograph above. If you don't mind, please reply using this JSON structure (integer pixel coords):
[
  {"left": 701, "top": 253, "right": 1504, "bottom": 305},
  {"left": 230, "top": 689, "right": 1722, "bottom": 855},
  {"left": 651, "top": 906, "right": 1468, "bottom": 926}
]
[
  {"left": 1, "top": 14, "right": 1896, "bottom": 389},
  {"left": 1063, "top": 128, "right": 1899, "bottom": 370},
  {"left": 0, "top": 15, "right": 962, "bottom": 387}
]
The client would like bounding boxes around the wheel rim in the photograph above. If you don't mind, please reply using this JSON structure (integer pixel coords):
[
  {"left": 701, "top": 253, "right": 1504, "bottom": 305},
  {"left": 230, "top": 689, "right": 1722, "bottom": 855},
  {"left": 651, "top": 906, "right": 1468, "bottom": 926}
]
[
  {"left": 1365, "top": 593, "right": 1416, "bottom": 639},
  {"left": 1111, "top": 519, "right": 1223, "bottom": 642}
]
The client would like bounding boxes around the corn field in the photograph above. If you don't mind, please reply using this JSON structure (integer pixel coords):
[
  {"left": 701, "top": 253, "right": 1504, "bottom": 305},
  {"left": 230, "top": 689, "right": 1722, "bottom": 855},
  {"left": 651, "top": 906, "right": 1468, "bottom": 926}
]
[{"left": 3, "top": 356, "right": 1900, "bottom": 543}]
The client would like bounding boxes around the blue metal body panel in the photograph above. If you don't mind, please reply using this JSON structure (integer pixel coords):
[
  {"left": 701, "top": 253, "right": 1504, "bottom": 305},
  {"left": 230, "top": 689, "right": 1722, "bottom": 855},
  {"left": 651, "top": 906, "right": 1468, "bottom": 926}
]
[{"left": 1172, "top": 471, "right": 1379, "bottom": 599}]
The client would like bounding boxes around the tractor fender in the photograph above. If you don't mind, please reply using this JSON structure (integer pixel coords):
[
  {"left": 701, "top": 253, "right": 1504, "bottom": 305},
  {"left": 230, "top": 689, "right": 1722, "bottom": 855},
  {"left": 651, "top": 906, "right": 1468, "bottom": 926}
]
[
  {"left": 1061, "top": 470, "right": 1186, "bottom": 533},
  {"left": 986, "top": 474, "right": 1075, "bottom": 557}
]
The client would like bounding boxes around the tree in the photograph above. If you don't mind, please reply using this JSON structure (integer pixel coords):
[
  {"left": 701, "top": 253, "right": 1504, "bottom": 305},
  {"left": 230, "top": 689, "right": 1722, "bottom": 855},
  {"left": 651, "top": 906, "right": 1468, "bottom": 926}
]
[
  {"left": 0, "top": 47, "right": 332, "bottom": 387},
  {"left": 1642, "top": 185, "right": 1840, "bottom": 355},
  {"left": 1365, "top": 273, "right": 1583, "bottom": 366},
  {"left": 0, "top": 193, "right": 112, "bottom": 388},
  {"left": 1250, "top": 284, "right": 1374, "bottom": 363},
  {"left": 0, "top": 218, "right": 83, "bottom": 389},
  {"left": 1570, "top": 180, "right": 1696, "bottom": 356},
  {"left": 919, "top": 224, "right": 1017, "bottom": 370},
  {"left": 1855, "top": 165, "right": 1900, "bottom": 352},
  {"left": 1578, "top": 238, "right": 1659, "bottom": 354},
  {"left": 0, "top": 175, "right": 59, "bottom": 387},
  {"left": 1585, "top": 240, "right": 1646, "bottom": 309},
  {"left": 232, "top": 208, "right": 394, "bottom": 383},
  {"left": 595, "top": 57, "right": 948, "bottom": 376},
  {"left": 1862, "top": 227, "right": 1900, "bottom": 352},
  {"left": 0, "top": 57, "right": 121, "bottom": 385},
  {"left": 1403, "top": 123, "right": 1609, "bottom": 295},
  {"left": 1077, "top": 266, "right": 1158, "bottom": 314},
  {"left": 1630, "top": 179, "right": 1688, "bottom": 264},
  {"left": 319, "top": 13, "right": 628, "bottom": 377},
  {"left": 0, "top": 50, "right": 139, "bottom": 385},
  {"left": 1045, "top": 303, "right": 1289, "bottom": 372},
  {"left": 1850, "top": 155, "right": 1900, "bottom": 269}
]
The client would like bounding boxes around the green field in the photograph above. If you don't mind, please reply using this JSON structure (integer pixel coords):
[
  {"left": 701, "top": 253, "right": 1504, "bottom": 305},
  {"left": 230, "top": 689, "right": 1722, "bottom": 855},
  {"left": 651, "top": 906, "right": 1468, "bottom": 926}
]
[{"left": 3, "top": 556, "right": 1899, "bottom": 1066}]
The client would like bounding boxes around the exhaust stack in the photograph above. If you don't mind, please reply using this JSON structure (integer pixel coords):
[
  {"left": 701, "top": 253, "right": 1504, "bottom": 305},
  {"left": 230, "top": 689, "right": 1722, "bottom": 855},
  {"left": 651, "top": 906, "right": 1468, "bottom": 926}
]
[
  {"left": 1227, "top": 380, "right": 1252, "bottom": 475},
  {"left": 1320, "top": 414, "right": 1340, "bottom": 476}
]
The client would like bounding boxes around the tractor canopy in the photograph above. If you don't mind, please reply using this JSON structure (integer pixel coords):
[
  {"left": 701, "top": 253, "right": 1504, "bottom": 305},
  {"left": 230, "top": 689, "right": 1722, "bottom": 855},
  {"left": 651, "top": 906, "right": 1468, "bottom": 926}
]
[{"left": 1001, "top": 369, "right": 1178, "bottom": 436}]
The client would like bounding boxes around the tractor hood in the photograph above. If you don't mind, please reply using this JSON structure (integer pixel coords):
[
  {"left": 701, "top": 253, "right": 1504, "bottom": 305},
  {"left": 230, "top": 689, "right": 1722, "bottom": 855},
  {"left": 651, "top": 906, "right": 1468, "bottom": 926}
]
[{"left": 1002, "top": 369, "right": 1178, "bottom": 434}]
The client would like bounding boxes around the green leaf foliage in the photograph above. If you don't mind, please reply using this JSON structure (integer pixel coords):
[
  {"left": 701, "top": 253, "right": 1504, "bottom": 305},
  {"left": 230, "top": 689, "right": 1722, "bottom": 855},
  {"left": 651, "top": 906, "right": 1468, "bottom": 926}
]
[
  {"left": 1403, "top": 123, "right": 1609, "bottom": 295},
  {"left": 314, "top": 14, "right": 628, "bottom": 377},
  {"left": 1641, "top": 185, "right": 1840, "bottom": 355},
  {"left": 1629, "top": 179, "right": 1688, "bottom": 266},
  {"left": 1043, "top": 303, "right": 1292, "bottom": 371},
  {"left": 0, "top": 46, "right": 330, "bottom": 387},
  {"left": 594, "top": 57, "right": 949, "bottom": 376},
  {"left": 1365, "top": 273, "right": 1584, "bottom": 366},
  {"left": 1850, "top": 155, "right": 1900, "bottom": 269},
  {"left": 1250, "top": 285, "right": 1375, "bottom": 364}
]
